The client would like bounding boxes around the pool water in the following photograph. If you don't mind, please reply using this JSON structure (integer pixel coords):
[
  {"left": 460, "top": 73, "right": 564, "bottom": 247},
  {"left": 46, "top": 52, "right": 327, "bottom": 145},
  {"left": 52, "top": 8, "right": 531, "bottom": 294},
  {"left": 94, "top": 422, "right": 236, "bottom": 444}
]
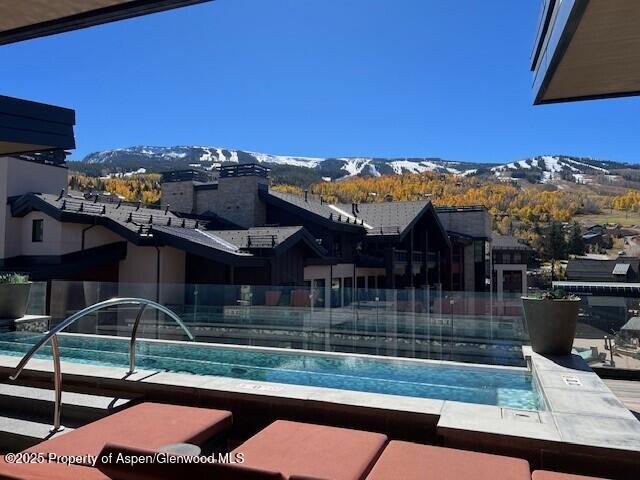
[{"left": 0, "top": 332, "right": 541, "bottom": 410}]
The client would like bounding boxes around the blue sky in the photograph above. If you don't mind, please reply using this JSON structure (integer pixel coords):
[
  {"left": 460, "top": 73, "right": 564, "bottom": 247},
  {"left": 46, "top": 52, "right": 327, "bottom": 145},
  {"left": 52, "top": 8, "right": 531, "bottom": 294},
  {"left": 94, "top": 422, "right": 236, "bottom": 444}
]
[{"left": 1, "top": 0, "right": 639, "bottom": 163}]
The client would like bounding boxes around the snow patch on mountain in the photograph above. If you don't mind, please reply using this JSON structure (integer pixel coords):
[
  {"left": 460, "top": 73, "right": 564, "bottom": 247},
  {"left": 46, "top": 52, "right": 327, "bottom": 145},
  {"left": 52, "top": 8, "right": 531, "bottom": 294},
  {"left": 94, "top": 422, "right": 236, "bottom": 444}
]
[
  {"left": 490, "top": 155, "right": 614, "bottom": 184},
  {"left": 249, "top": 151, "right": 323, "bottom": 169},
  {"left": 390, "top": 160, "right": 430, "bottom": 174},
  {"left": 565, "top": 158, "right": 609, "bottom": 173},
  {"left": 341, "top": 158, "right": 372, "bottom": 177}
]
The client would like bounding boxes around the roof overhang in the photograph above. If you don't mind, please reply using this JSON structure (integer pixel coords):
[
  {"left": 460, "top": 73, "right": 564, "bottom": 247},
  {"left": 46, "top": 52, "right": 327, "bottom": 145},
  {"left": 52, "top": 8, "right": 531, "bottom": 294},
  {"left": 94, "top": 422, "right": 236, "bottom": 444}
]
[
  {"left": 532, "top": 0, "right": 640, "bottom": 104},
  {"left": 271, "top": 228, "right": 328, "bottom": 258},
  {"left": 152, "top": 228, "right": 265, "bottom": 267},
  {"left": 10, "top": 193, "right": 154, "bottom": 246},
  {"left": 0, "top": 0, "right": 213, "bottom": 46},
  {"left": 0, "top": 95, "right": 75, "bottom": 155},
  {"left": 0, "top": 242, "right": 127, "bottom": 280}
]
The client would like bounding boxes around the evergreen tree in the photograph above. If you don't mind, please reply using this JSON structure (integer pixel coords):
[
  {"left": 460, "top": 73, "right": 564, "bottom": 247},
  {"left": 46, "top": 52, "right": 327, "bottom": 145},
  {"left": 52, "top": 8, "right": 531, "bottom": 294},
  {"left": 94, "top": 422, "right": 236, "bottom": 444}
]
[
  {"left": 544, "top": 222, "right": 568, "bottom": 261},
  {"left": 567, "top": 223, "right": 585, "bottom": 256}
]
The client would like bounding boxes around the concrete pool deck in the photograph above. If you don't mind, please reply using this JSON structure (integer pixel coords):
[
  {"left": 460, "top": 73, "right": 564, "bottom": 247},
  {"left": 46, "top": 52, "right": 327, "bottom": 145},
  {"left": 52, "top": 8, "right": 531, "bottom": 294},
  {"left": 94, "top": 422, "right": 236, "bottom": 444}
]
[
  {"left": 0, "top": 341, "right": 639, "bottom": 476},
  {"left": 441, "top": 347, "right": 640, "bottom": 450}
]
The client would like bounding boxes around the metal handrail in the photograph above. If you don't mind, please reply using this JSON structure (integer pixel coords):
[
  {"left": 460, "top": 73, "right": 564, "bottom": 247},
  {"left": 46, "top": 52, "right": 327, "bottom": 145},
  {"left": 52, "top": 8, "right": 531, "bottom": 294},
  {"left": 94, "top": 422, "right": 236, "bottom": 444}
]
[{"left": 9, "top": 297, "right": 194, "bottom": 432}]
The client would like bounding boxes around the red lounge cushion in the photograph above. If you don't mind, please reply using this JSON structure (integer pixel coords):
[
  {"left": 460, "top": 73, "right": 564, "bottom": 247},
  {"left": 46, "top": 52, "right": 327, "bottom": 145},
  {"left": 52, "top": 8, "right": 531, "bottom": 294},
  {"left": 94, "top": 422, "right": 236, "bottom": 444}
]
[
  {"left": 365, "top": 441, "right": 531, "bottom": 480},
  {"left": 96, "top": 443, "right": 285, "bottom": 480},
  {"left": 0, "top": 455, "right": 107, "bottom": 480},
  {"left": 289, "top": 477, "right": 332, "bottom": 480},
  {"left": 232, "top": 420, "right": 388, "bottom": 480},
  {"left": 533, "top": 471, "right": 610, "bottom": 480},
  {"left": 25, "top": 402, "right": 232, "bottom": 459}
]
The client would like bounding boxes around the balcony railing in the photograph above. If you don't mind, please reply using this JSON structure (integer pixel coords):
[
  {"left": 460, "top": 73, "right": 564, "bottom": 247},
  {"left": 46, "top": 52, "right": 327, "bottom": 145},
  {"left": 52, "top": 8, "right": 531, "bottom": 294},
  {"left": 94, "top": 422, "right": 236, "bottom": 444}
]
[{"left": 11, "top": 280, "right": 640, "bottom": 376}]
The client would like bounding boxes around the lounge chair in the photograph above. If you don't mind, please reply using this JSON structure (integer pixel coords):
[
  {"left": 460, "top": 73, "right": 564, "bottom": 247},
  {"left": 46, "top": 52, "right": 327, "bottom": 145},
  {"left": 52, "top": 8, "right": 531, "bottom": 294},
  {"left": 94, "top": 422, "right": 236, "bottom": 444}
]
[
  {"left": 95, "top": 443, "right": 285, "bottom": 480},
  {"left": 24, "top": 402, "right": 232, "bottom": 458},
  {"left": 230, "top": 420, "right": 388, "bottom": 480},
  {"left": 365, "top": 441, "right": 531, "bottom": 480},
  {"left": 532, "top": 471, "right": 610, "bottom": 480},
  {"left": 0, "top": 402, "right": 232, "bottom": 480},
  {"left": 0, "top": 457, "right": 106, "bottom": 480}
]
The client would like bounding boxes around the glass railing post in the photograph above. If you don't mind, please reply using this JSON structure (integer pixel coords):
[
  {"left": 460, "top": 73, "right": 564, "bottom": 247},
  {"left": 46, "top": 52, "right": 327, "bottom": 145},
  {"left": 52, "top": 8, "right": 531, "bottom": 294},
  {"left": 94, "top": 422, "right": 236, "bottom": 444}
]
[
  {"left": 194, "top": 284, "right": 199, "bottom": 324},
  {"left": 375, "top": 295, "right": 380, "bottom": 355},
  {"left": 449, "top": 297, "right": 454, "bottom": 361},
  {"left": 426, "top": 285, "right": 431, "bottom": 360},
  {"left": 410, "top": 287, "right": 416, "bottom": 358}
]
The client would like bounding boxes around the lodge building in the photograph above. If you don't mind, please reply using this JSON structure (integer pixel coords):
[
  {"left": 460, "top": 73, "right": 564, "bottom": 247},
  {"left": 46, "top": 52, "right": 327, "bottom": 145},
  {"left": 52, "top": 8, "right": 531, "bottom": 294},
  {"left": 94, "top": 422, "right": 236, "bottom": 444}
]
[{"left": 0, "top": 151, "right": 527, "bottom": 302}]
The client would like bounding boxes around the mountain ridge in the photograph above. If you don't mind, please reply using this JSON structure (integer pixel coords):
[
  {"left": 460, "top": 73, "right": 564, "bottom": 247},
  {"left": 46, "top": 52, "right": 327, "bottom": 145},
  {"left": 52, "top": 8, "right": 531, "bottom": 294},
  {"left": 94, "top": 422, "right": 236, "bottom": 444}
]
[{"left": 71, "top": 145, "right": 640, "bottom": 187}]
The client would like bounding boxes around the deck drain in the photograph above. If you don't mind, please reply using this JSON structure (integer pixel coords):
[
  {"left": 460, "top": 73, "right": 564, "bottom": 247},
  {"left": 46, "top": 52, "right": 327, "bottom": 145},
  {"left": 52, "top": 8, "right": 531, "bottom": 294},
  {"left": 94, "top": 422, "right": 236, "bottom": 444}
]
[
  {"left": 562, "top": 375, "right": 583, "bottom": 387},
  {"left": 502, "top": 409, "right": 541, "bottom": 423}
]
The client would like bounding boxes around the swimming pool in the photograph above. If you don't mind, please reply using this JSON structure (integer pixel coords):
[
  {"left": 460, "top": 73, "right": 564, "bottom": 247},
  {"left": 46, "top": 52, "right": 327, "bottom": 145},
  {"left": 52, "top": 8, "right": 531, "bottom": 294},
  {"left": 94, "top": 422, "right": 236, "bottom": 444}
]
[{"left": 0, "top": 331, "right": 541, "bottom": 410}]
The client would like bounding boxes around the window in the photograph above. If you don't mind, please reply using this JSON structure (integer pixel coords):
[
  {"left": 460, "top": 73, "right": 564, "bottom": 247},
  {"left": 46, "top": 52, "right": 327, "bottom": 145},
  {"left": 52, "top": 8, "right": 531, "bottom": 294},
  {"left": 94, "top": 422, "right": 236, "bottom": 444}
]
[
  {"left": 32, "top": 219, "right": 43, "bottom": 242},
  {"left": 503, "top": 271, "right": 523, "bottom": 294},
  {"left": 474, "top": 240, "right": 484, "bottom": 263}
]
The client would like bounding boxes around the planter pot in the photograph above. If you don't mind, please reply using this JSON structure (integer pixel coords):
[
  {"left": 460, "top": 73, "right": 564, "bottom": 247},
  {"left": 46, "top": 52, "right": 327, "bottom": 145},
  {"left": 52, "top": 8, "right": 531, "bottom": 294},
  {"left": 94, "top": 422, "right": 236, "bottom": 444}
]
[
  {"left": 522, "top": 297, "right": 580, "bottom": 355},
  {"left": 0, "top": 283, "right": 32, "bottom": 320},
  {"left": 265, "top": 291, "right": 282, "bottom": 307}
]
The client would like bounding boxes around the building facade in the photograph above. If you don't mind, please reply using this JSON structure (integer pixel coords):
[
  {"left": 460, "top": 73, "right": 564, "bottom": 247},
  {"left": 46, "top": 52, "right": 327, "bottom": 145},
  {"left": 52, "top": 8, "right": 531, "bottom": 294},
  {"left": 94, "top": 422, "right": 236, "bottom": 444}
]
[
  {"left": 0, "top": 157, "right": 505, "bottom": 308},
  {"left": 491, "top": 235, "right": 535, "bottom": 300}
]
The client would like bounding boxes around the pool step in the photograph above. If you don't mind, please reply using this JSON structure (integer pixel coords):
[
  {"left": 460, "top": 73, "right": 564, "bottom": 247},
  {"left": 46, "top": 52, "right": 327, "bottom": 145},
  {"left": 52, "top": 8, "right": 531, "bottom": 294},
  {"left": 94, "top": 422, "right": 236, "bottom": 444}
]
[
  {"left": 0, "top": 412, "right": 75, "bottom": 452},
  {"left": 0, "top": 382, "right": 134, "bottom": 430}
]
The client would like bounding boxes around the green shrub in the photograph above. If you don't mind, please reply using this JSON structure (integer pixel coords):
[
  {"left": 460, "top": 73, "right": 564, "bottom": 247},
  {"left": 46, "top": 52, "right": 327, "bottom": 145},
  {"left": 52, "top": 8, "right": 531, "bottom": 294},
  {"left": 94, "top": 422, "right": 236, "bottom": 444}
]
[
  {"left": 0, "top": 273, "right": 29, "bottom": 285},
  {"left": 529, "top": 289, "right": 578, "bottom": 300}
]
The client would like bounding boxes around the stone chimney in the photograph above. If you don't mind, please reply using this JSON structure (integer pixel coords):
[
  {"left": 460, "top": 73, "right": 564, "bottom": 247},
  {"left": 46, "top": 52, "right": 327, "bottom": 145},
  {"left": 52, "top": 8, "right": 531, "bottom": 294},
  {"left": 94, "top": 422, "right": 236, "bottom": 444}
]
[
  {"left": 160, "top": 169, "right": 211, "bottom": 214},
  {"left": 195, "top": 164, "right": 269, "bottom": 228}
]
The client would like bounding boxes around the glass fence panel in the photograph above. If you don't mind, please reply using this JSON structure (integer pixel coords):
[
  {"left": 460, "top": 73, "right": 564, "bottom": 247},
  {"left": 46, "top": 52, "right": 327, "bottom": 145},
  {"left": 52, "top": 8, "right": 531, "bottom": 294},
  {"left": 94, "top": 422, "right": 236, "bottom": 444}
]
[
  {"left": 25, "top": 281, "right": 47, "bottom": 316},
  {"left": 572, "top": 295, "right": 640, "bottom": 370},
  {"left": 7, "top": 280, "right": 636, "bottom": 373},
  {"left": 42, "top": 281, "right": 536, "bottom": 367}
]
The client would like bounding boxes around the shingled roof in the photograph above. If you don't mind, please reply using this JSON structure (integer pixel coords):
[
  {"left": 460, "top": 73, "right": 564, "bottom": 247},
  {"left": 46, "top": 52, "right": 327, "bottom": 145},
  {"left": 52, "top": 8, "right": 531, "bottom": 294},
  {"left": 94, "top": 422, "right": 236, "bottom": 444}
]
[
  {"left": 566, "top": 257, "right": 640, "bottom": 282},
  {"left": 153, "top": 225, "right": 326, "bottom": 263},
  {"left": 262, "top": 188, "right": 449, "bottom": 242},
  {"left": 435, "top": 206, "right": 492, "bottom": 240},
  {"left": 11, "top": 192, "right": 203, "bottom": 242},
  {"left": 492, "top": 235, "right": 536, "bottom": 251},
  {"left": 10, "top": 192, "right": 327, "bottom": 262}
]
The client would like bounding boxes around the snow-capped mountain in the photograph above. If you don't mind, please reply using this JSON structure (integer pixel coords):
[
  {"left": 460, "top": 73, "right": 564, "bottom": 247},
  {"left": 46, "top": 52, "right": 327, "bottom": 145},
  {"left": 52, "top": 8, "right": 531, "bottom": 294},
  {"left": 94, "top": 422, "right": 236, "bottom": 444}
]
[
  {"left": 78, "top": 145, "right": 490, "bottom": 179},
  {"left": 490, "top": 155, "right": 621, "bottom": 184},
  {"left": 74, "top": 146, "right": 638, "bottom": 186}
]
